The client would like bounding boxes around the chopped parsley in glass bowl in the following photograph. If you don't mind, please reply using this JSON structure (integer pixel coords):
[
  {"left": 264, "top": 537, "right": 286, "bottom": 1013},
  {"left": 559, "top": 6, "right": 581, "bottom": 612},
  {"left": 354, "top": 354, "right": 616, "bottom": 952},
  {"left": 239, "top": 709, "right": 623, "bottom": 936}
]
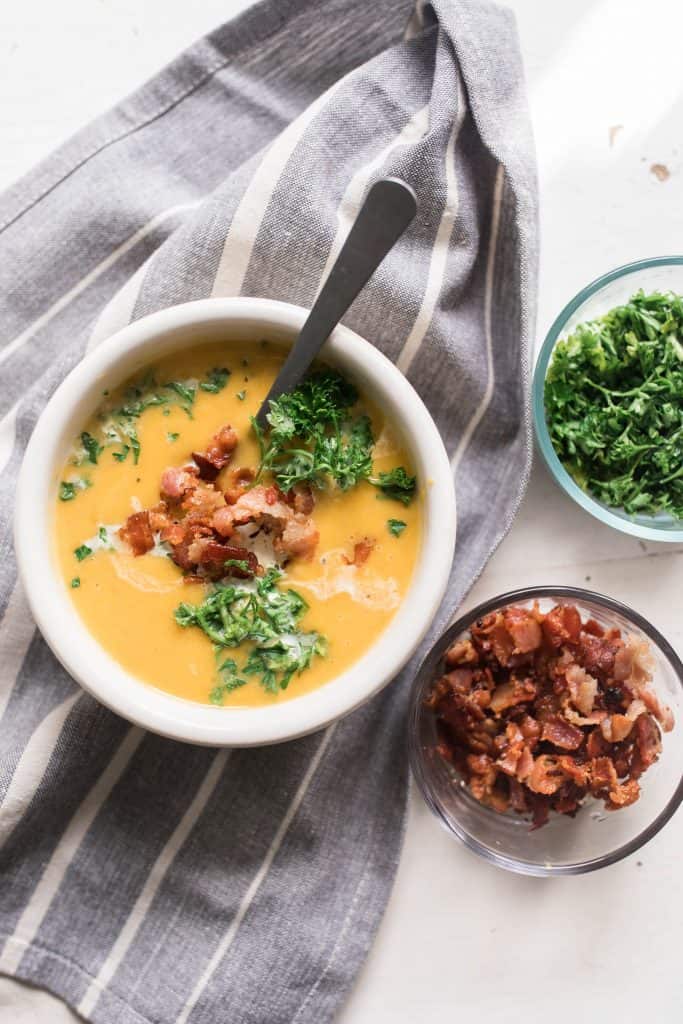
[{"left": 533, "top": 257, "right": 683, "bottom": 542}]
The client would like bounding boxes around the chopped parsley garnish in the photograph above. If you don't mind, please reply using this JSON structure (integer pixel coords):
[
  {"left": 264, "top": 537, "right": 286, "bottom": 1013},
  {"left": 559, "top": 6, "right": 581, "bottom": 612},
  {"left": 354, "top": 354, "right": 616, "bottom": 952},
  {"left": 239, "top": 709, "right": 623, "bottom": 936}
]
[
  {"left": 200, "top": 368, "right": 231, "bottom": 394},
  {"left": 80, "top": 431, "right": 102, "bottom": 465},
  {"left": 167, "top": 432, "right": 180, "bottom": 443},
  {"left": 370, "top": 467, "right": 417, "bottom": 505},
  {"left": 545, "top": 290, "right": 683, "bottom": 517},
  {"left": 174, "top": 568, "right": 327, "bottom": 695},
  {"left": 97, "top": 526, "right": 114, "bottom": 550},
  {"left": 387, "top": 518, "right": 407, "bottom": 536},
  {"left": 209, "top": 658, "right": 247, "bottom": 704},
  {"left": 59, "top": 477, "right": 91, "bottom": 501},
  {"left": 70, "top": 577, "right": 81, "bottom": 588},
  {"left": 252, "top": 370, "right": 377, "bottom": 491},
  {"left": 74, "top": 544, "right": 92, "bottom": 562},
  {"left": 251, "top": 370, "right": 417, "bottom": 500},
  {"left": 163, "top": 380, "right": 196, "bottom": 407},
  {"left": 65, "top": 367, "right": 232, "bottom": 479}
]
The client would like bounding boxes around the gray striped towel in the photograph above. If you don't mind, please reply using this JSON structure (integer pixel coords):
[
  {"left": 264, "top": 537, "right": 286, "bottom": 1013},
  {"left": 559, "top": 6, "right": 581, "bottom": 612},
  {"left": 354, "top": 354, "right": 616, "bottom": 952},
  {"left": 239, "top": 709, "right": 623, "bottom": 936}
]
[{"left": 0, "top": 1, "right": 537, "bottom": 1021}]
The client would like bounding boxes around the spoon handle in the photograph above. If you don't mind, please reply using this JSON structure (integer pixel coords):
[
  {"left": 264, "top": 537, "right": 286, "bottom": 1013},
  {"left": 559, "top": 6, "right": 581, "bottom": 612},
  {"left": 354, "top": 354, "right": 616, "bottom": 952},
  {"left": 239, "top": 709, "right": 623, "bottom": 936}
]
[{"left": 255, "top": 177, "right": 417, "bottom": 427}]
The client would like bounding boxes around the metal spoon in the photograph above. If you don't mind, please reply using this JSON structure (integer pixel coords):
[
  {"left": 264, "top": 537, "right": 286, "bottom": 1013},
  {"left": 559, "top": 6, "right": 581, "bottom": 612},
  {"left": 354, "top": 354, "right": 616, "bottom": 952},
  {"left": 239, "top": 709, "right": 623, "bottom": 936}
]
[{"left": 255, "top": 176, "right": 417, "bottom": 428}]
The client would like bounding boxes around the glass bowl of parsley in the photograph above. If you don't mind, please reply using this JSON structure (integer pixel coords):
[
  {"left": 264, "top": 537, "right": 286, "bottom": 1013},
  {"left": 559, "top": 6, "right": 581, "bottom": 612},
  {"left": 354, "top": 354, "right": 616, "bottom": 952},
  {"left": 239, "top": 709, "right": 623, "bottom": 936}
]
[{"left": 533, "top": 256, "right": 683, "bottom": 541}]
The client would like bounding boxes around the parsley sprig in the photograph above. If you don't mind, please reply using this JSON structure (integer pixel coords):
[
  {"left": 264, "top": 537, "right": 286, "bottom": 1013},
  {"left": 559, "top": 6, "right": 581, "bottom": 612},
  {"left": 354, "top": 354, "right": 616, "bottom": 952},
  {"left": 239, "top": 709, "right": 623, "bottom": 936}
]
[
  {"left": 545, "top": 290, "right": 683, "bottom": 517},
  {"left": 174, "top": 568, "right": 327, "bottom": 697},
  {"left": 252, "top": 369, "right": 416, "bottom": 500}
]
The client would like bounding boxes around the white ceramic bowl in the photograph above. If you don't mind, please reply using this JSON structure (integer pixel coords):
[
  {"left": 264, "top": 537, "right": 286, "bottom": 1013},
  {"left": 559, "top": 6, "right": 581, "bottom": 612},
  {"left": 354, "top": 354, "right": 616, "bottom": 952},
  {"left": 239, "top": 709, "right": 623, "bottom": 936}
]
[{"left": 15, "top": 298, "right": 456, "bottom": 746}]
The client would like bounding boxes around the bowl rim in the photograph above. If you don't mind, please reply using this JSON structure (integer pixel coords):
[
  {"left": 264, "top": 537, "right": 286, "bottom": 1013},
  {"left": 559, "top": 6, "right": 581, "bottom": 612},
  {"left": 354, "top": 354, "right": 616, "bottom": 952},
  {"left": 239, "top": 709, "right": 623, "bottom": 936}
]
[
  {"left": 15, "top": 297, "right": 457, "bottom": 747},
  {"left": 532, "top": 255, "right": 683, "bottom": 543},
  {"left": 408, "top": 584, "right": 683, "bottom": 876}
]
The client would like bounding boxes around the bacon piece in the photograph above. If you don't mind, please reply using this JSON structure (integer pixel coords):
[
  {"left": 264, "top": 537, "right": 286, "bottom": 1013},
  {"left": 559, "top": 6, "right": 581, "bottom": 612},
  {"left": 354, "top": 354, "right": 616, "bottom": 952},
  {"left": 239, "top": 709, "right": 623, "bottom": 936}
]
[
  {"left": 601, "top": 713, "right": 635, "bottom": 744},
  {"left": 180, "top": 480, "right": 225, "bottom": 518},
  {"left": 565, "top": 664, "right": 598, "bottom": 715},
  {"left": 557, "top": 756, "right": 590, "bottom": 787},
  {"left": 275, "top": 516, "right": 320, "bottom": 560},
  {"left": 564, "top": 707, "right": 607, "bottom": 727},
  {"left": 212, "top": 482, "right": 320, "bottom": 557},
  {"left": 444, "top": 669, "right": 475, "bottom": 695},
  {"left": 212, "top": 507, "right": 235, "bottom": 538},
  {"left": 518, "top": 714, "right": 541, "bottom": 746},
  {"left": 634, "top": 713, "right": 662, "bottom": 770},
  {"left": 509, "top": 778, "right": 528, "bottom": 813},
  {"left": 504, "top": 606, "right": 542, "bottom": 653},
  {"left": 496, "top": 723, "right": 525, "bottom": 776},
  {"left": 285, "top": 483, "right": 315, "bottom": 516},
  {"left": 614, "top": 639, "right": 654, "bottom": 687},
  {"left": 192, "top": 424, "right": 238, "bottom": 481},
  {"left": 542, "top": 604, "right": 581, "bottom": 647},
  {"left": 579, "top": 634, "right": 619, "bottom": 677},
  {"left": 527, "top": 755, "right": 566, "bottom": 795},
  {"left": 188, "top": 539, "right": 258, "bottom": 579},
  {"left": 616, "top": 644, "right": 674, "bottom": 731},
  {"left": 223, "top": 466, "right": 256, "bottom": 505},
  {"left": 540, "top": 715, "right": 584, "bottom": 751},
  {"left": 345, "top": 538, "right": 375, "bottom": 567},
  {"left": 489, "top": 677, "right": 537, "bottom": 715},
  {"left": 466, "top": 754, "right": 498, "bottom": 803},
  {"left": 148, "top": 502, "right": 171, "bottom": 533},
  {"left": 220, "top": 485, "right": 290, "bottom": 527},
  {"left": 639, "top": 688, "right": 675, "bottom": 732},
  {"left": 583, "top": 618, "right": 605, "bottom": 637},
  {"left": 119, "top": 511, "right": 154, "bottom": 556},
  {"left": 160, "top": 465, "right": 199, "bottom": 501},
  {"left": 586, "top": 728, "right": 610, "bottom": 760},
  {"left": 471, "top": 613, "right": 515, "bottom": 666},
  {"left": 590, "top": 756, "right": 640, "bottom": 808},
  {"left": 553, "top": 783, "right": 581, "bottom": 816},
  {"left": 590, "top": 756, "right": 618, "bottom": 796},
  {"left": 515, "top": 745, "right": 534, "bottom": 782},
  {"left": 606, "top": 778, "right": 640, "bottom": 810},
  {"left": 445, "top": 639, "right": 478, "bottom": 667}
]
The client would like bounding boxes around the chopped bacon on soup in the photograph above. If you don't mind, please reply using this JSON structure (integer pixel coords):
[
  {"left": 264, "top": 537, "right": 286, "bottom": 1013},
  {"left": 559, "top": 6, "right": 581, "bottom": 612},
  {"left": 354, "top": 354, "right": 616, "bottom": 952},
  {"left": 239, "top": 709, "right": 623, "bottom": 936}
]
[
  {"left": 192, "top": 424, "right": 238, "bottom": 481},
  {"left": 118, "top": 424, "right": 319, "bottom": 575},
  {"left": 119, "top": 511, "right": 155, "bottom": 556},
  {"left": 426, "top": 603, "right": 673, "bottom": 827}
]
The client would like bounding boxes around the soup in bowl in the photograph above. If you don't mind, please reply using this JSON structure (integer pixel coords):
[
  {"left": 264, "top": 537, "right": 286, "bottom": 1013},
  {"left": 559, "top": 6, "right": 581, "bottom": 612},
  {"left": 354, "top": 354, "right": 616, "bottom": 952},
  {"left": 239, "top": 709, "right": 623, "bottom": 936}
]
[{"left": 15, "top": 298, "right": 456, "bottom": 745}]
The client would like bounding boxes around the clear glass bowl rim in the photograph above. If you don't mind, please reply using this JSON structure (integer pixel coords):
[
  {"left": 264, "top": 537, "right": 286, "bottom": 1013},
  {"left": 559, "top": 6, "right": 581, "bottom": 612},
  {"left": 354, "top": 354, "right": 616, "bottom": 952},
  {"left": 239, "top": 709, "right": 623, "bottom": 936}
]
[
  {"left": 408, "top": 585, "right": 683, "bottom": 876},
  {"left": 532, "top": 255, "right": 683, "bottom": 543}
]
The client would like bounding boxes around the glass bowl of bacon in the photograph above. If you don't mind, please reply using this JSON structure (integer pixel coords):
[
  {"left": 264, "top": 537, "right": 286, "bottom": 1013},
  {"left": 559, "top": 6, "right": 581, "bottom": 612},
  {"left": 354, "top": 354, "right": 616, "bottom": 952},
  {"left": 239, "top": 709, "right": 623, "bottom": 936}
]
[{"left": 408, "top": 587, "right": 683, "bottom": 875}]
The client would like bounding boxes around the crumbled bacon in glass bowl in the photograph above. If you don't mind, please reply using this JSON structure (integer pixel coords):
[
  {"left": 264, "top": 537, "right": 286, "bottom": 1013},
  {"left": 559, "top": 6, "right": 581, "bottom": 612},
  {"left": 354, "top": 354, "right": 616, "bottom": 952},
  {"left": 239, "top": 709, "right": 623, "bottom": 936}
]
[{"left": 409, "top": 588, "right": 683, "bottom": 875}]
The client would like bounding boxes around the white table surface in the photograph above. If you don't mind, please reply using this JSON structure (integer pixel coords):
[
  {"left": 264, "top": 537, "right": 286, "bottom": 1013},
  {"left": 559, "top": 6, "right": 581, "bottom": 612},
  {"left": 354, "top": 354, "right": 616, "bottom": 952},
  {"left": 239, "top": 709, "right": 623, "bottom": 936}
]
[{"left": 2, "top": 1, "right": 682, "bottom": 1021}]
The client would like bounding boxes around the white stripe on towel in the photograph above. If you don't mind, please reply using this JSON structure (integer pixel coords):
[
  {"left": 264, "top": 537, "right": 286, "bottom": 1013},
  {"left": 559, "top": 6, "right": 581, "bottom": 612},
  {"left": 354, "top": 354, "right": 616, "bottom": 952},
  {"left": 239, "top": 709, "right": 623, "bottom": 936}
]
[
  {"left": 0, "top": 726, "right": 145, "bottom": 975},
  {"left": 0, "top": 202, "right": 196, "bottom": 370},
  {"left": 86, "top": 261, "right": 151, "bottom": 353},
  {"left": 450, "top": 163, "right": 504, "bottom": 471},
  {"left": 175, "top": 724, "right": 336, "bottom": 1024},
  {"left": 0, "top": 402, "right": 19, "bottom": 476},
  {"left": 396, "top": 93, "right": 466, "bottom": 374},
  {"left": 0, "top": 582, "right": 36, "bottom": 724},
  {"left": 314, "top": 105, "right": 430, "bottom": 298},
  {"left": 77, "top": 748, "right": 230, "bottom": 1017},
  {"left": 0, "top": 692, "right": 81, "bottom": 851},
  {"left": 210, "top": 81, "right": 344, "bottom": 298}
]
